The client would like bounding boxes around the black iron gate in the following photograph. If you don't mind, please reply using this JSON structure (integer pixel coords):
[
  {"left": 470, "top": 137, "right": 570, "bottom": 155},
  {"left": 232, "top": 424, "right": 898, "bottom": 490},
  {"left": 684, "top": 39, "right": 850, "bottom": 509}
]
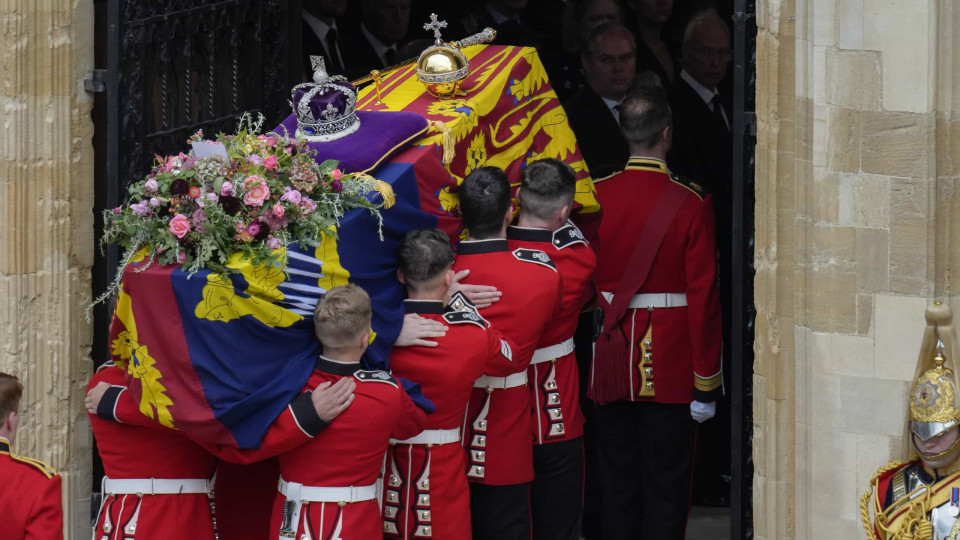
[
  {"left": 731, "top": 0, "right": 757, "bottom": 538},
  {"left": 88, "top": 0, "right": 301, "bottom": 514},
  {"left": 90, "top": 0, "right": 301, "bottom": 368}
]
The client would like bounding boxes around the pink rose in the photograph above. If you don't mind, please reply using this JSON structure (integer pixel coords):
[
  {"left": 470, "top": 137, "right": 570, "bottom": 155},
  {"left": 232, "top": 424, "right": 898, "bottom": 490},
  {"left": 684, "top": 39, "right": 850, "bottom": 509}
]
[
  {"left": 220, "top": 181, "right": 234, "bottom": 196},
  {"left": 143, "top": 179, "right": 159, "bottom": 193},
  {"left": 300, "top": 197, "right": 317, "bottom": 215},
  {"left": 247, "top": 222, "right": 261, "bottom": 236},
  {"left": 280, "top": 187, "right": 302, "bottom": 204},
  {"left": 149, "top": 197, "right": 161, "bottom": 207},
  {"left": 272, "top": 203, "right": 285, "bottom": 219},
  {"left": 330, "top": 168, "right": 343, "bottom": 180},
  {"left": 112, "top": 207, "right": 122, "bottom": 214},
  {"left": 258, "top": 135, "right": 279, "bottom": 147},
  {"left": 242, "top": 176, "right": 270, "bottom": 207},
  {"left": 131, "top": 201, "right": 150, "bottom": 216},
  {"left": 169, "top": 214, "right": 191, "bottom": 239},
  {"left": 264, "top": 154, "right": 279, "bottom": 171},
  {"left": 267, "top": 236, "right": 281, "bottom": 250}
]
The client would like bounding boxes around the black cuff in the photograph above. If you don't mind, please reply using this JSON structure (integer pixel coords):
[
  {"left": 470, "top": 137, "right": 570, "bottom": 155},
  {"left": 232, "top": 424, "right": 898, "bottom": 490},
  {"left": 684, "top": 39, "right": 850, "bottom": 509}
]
[
  {"left": 96, "top": 386, "right": 125, "bottom": 422},
  {"left": 693, "top": 387, "right": 723, "bottom": 403},
  {"left": 290, "top": 392, "right": 329, "bottom": 437}
]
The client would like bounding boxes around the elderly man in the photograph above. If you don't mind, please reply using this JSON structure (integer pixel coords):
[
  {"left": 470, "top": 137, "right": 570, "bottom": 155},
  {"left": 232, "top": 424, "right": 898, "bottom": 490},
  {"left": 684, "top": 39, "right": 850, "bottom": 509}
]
[{"left": 563, "top": 22, "right": 635, "bottom": 179}]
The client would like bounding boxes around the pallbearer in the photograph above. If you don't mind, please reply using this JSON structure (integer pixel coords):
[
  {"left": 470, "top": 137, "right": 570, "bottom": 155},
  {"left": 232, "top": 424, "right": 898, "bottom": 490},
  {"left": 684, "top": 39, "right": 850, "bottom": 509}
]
[
  {"left": 0, "top": 372, "right": 63, "bottom": 540},
  {"left": 507, "top": 158, "right": 597, "bottom": 540},
  {"left": 383, "top": 228, "right": 517, "bottom": 539},
  {"left": 454, "top": 166, "right": 563, "bottom": 540}
]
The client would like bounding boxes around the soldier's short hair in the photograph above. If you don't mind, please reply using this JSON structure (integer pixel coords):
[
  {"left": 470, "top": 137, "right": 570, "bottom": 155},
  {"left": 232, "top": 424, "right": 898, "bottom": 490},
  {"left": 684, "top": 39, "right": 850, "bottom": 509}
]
[
  {"left": 0, "top": 372, "right": 23, "bottom": 428},
  {"left": 314, "top": 284, "right": 373, "bottom": 350},
  {"left": 460, "top": 166, "right": 512, "bottom": 239},
  {"left": 619, "top": 84, "right": 673, "bottom": 149},
  {"left": 397, "top": 229, "right": 454, "bottom": 291},
  {"left": 519, "top": 159, "right": 578, "bottom": 221}
]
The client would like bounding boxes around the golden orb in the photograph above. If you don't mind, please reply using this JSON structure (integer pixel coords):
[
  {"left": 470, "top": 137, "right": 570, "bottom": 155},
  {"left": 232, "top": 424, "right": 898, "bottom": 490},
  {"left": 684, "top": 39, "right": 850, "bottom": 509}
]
[{"left": 417, "top": 45, "right": 469, "bottom": 99}]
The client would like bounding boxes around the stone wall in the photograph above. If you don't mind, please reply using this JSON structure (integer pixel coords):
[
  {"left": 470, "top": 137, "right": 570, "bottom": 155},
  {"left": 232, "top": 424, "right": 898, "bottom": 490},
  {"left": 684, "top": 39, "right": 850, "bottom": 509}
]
[
  {"left": 0, "top": 0, "right": 95, "bottom": 538},
  {"left": 754, "top": 0, "right": 960, "bottom": 538}
]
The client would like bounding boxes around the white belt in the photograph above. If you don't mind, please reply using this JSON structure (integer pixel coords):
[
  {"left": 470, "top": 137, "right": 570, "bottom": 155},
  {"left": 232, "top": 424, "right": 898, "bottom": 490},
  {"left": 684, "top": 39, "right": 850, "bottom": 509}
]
[
  {"left": 474, "top": 372, "right": 528, "bottom": 390},
  {"left": 531, "top": 338, "right": 575, "bottom": 364},
  {"left": 278, "top": 477, "right": 377, "bottom": 503},
  {"left": 103, "top": 477, "right": 213, "bottom": 496},
  {"left": 391, "top": 428, "right": 461, "bottom": 446},
  {"left": 601, "top": 292, "right": 687, "bottom": 309}
]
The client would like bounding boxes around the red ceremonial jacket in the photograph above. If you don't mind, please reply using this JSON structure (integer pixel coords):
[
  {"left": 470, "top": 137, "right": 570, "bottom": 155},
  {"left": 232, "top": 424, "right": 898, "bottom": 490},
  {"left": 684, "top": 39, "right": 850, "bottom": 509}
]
[
  {"left": 89, "top": 364, "right": 218, "bottom": 540},
  {"left": 508, "top": 221, "right": 596, "bottom": 444},
  {"left": 384, "top": 293, "right": 517, "bottom": 539},
  {"left": 97, "top": 365, "right": 327, "bottom": 540},
  {"left": 0, "top": 437, "right": 62, "bottom": 540},
  {"left": 593, "top": 157, "right": 723, "bottom": 404},
  {"left": 453, "top": 238, "right": 562, "bottom": 485}
]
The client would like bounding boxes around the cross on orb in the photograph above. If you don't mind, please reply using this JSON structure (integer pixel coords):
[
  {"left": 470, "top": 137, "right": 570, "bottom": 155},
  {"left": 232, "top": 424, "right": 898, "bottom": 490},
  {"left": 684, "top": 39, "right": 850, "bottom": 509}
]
[{"left": 424, "top": 13, "right": 448, "bottom": 44}]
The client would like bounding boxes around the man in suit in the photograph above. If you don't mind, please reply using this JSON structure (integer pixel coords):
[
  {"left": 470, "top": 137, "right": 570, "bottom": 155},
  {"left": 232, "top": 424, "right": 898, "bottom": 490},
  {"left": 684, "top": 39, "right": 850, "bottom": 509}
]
[
  {"left": 340, "top": 0, "right": 411, "bottom": 80},
  {"left": 667, "top": 10, "right": 734, "bottom": 505},
  {"left": 563, "top": 22, "right": 635, "bottom": 179},
  {"left": 302, "top": 0, "right": 348, "bottom": 77},
  {"left": 453, "top": 0, "right": 544, "bottom": 49}
]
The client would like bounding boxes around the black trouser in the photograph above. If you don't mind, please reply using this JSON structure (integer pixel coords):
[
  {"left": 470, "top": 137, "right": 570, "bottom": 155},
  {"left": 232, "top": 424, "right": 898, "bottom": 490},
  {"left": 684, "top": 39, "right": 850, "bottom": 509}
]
[
  {"left": 531, "top": 438, "right": 584, "bottom": 540},
  {"left": 596, "top": 401, "right": 695, "bottom": 540},
  {"left": 470, "top": 482, "right": 531, "bottom": 540}
]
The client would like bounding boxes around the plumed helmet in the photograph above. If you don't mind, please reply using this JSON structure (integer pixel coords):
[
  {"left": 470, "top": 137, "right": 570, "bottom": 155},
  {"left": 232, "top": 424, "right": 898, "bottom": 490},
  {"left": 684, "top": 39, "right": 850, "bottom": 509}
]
[{"left": 910, "top": 344, "right": 960, "bottom": 442}]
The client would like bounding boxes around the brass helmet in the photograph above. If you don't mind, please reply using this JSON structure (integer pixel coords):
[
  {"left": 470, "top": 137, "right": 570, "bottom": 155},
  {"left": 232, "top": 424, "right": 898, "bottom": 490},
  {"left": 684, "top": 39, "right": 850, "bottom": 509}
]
[
  {"left": 910, "top": 343, "right": 960, "bottom": 442},
  {"left": 417, "top": 14, "right": 469, "bottom": 99}
]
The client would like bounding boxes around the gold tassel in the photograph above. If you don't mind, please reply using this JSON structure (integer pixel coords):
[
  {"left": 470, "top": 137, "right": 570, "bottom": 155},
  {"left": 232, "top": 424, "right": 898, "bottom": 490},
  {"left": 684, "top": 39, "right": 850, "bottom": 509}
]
[
  {"left": 372, "top": 179, "right": 396, "bottom": 209},
  {"left": 430, "top": 120, "right": 455, "bottom": 165}
]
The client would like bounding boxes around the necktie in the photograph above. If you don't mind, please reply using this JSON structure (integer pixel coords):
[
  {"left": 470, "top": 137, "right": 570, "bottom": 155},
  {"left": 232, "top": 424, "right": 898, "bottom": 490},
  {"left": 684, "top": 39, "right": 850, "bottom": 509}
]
[
  {"left": 324, "top": 27, "right": 342, "bottom": 72},
  {"left": 711, "top": 94, "right": 728, "bottom": 132},
  {"left": 384, "top": 47, "right": 397, "bottom": 67}
]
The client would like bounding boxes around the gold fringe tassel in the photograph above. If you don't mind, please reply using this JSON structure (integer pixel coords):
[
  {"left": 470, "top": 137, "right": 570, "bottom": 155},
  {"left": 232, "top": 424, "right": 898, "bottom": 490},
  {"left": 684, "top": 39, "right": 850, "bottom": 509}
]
[{"left": 430, "top": 120, "right": 455, "bottom": 165}]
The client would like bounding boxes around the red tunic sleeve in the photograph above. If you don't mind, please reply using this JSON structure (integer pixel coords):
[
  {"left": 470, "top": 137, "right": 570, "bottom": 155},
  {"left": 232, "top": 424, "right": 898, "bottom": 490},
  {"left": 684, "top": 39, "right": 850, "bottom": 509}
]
[{"left": 684, "top": 194, "right": 724, "bottom": 401}]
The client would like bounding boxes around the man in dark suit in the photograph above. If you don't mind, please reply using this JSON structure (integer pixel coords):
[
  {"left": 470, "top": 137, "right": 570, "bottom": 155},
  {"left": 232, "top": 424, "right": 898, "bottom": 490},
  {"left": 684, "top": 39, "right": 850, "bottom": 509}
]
[
  {"left": 666, "top": 9, "right": 734, "bottom": 506},
  {"left": 563, "top": 22, "right": 635, "bottom": 179},
  {"left": 339, "top": 0, "right": 411, "bottom": 80},
  {"left": 450, "top": 0, "right": 544, "bottom": 49},
  {"left": 302, "top": 0, "right": 348, "bottom": 77}
]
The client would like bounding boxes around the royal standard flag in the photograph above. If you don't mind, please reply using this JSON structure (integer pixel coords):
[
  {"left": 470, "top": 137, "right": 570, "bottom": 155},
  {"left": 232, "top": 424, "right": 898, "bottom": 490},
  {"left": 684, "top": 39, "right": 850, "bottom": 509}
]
[{"left": 110, "top": 45, "right": 600, "bottom": 449}]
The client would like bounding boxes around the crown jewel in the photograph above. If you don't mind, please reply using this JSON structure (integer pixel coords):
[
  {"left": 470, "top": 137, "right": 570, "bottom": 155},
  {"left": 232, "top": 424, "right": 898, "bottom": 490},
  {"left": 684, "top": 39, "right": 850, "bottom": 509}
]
[
  {"left": 416, "top": 14, "right": 470, "bottom": 99},
  {"left": 290, "top": 56, "right": 360, "bottom": 142}
]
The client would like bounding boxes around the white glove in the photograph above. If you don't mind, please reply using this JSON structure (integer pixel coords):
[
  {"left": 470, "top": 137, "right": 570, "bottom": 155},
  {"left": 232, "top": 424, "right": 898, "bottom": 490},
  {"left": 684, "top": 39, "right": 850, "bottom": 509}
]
[{"left": 690, "top": 400, "right": 716, "bottom": 423}]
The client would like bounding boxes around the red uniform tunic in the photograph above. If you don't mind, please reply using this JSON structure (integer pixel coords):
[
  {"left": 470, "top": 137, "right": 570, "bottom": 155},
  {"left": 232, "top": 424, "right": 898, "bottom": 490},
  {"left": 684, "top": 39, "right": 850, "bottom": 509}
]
[
  {"left": 89, "top": 364, "right": 218, "bottom": 540},
  {"left": 266, "top": 358, "right": 426, "bottom": 540},
  {"left": 384, "top": 293, "right": 517, "bottom": 539},
  {"left": 508, "top": 221, "right": 596, "bottom": 444},
  {"left": 592, "top": 157, "right": 723, "bottom": 403},
  {"left": 454, "top": 238, "right": 562, "bottom": 485},
  {"left": 0, "top": 437, "right": 62, "bottom": 540}
]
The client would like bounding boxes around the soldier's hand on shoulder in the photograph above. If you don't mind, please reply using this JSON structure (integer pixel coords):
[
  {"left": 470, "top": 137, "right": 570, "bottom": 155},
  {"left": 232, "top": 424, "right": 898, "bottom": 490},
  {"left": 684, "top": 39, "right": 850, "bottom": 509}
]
[
  {"left": 396, "top": 313, "right": 448, "bottom": 348},
  {"left": 311, "top": 378, "right": 356, "bottom": 422},
  {"left": 85, "top": 381, "right": 112, "bottom": 414},
  {"left": 448, "top": 269, "right": 501, "bottom": 309}
]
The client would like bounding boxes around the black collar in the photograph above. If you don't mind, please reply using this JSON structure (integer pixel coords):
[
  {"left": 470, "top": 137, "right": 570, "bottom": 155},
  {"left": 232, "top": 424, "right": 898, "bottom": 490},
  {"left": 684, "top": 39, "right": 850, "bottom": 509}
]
[
  {"left": 0, "top": 438, "right": 9, "bottom": 453},
  {"left": 457, "top": 238, "right": 509, "bottom": 255},
  {"left": 315, "top": 356, "right": 360, "bottom": 377},
  {"left": 404, "top": 299, "right": 444, "bottom": 314},
  {"left": 507, "top": 225, "right": 553, "bottom": 243}
]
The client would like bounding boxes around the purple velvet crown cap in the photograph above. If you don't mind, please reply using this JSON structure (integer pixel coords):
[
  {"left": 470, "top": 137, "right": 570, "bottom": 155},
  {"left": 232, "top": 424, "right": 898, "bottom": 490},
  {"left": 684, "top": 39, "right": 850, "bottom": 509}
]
[{"left": 293, "top": 81, "right": 355, "bottom": 124}]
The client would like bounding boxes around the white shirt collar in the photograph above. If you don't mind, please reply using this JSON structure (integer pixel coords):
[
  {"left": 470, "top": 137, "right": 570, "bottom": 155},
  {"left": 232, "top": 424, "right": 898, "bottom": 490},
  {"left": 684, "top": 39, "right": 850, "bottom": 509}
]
[
  {"left": 360, "top": 22, "right": 396, "bottom": 67},
  {"left": 303, "top": 10, "right": 336, "bottom": 41},
  {"left": 680, "top": 69, "right": 718, "bottom": 107},
  {"left": 601, "top": 96, "right": 621, "bottom": 123}
]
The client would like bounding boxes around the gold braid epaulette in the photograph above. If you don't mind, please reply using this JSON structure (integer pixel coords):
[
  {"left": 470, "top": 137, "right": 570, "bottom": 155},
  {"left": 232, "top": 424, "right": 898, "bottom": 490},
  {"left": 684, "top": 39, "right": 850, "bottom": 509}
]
[{"left": 862, "top": 460, "right": 906, "bottom": 540}]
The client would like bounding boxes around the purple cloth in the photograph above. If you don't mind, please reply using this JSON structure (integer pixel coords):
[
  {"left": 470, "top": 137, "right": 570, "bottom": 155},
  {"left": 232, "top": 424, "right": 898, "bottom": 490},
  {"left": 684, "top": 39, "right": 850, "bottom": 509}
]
[
  {"left": 293, "top": 81, "right": 354, "bottom": 120},
  {"left": 274, "top": 110, "right": 429, "bottom": 173}
]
